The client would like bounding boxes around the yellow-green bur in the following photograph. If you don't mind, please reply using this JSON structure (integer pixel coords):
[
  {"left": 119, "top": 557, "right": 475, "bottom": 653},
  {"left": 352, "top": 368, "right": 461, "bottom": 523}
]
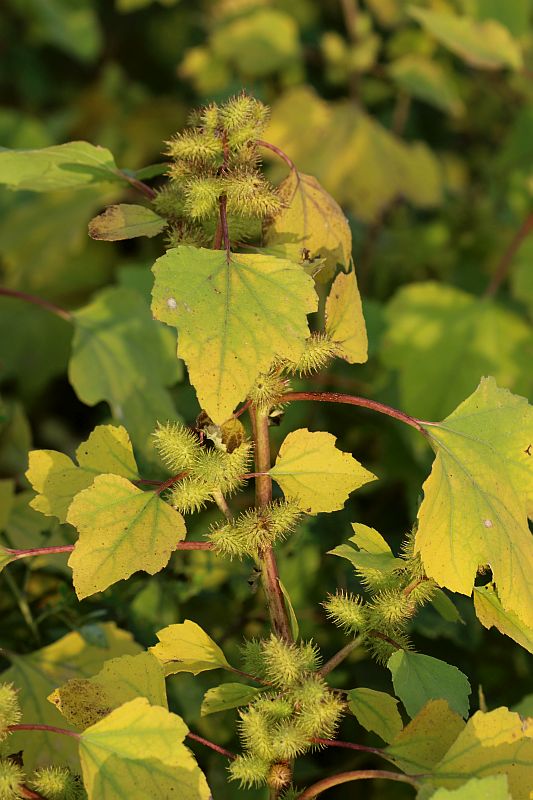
[
  {"left": 269, "top": 427, "right": 377, "bottom": 514},
  {"left": 416, "top": 377, "right": 533, "bottom": 627},
  {"left": 151, "top": 246, "right": 317, "bottom": 425},
  {"left": 26, "top": 424, "right": 138, "bottom": 523},
  {"left": 67, "top": 474, "right": 186, "bottom": 599},
  {"left": 0, "top": 624, "right": 141, "bottom": 770},
  {"left": 325, "top": 270, "right": 368, "bottom": 364},
  {"left": 79, "top": 697, "right": 211, "bottom": 800},
  {"left": 48, "top": 652, "right": 167, "bottom": 729}
]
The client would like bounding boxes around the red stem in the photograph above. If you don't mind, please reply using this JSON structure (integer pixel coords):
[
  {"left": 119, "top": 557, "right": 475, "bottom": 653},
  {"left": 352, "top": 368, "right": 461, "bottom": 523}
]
[
  {"left": 256, "top": 140, "right": 297, "bottom": 173},
  {"left": 0, "top": 287, "right": 72, "bottom": 322},
  {"left": 7, "top": 541, "right": 213, "bottom": 559},
  {"left": 186, "top": 731, "right": 236, "bottom": 760},
  {"left": 311, "top": 738, "right": 385, "bottom": 759},
  {"left": 116, "top": 170, "right": 157, "bottom": 200},
  {"left": 7, "top": 723, "right": 79, "bottom": 739},
  {"left": 155, "top": 470, "right": 188, "bottom": 495},
  {"left": 282, "top": 391, "right": 427, "bottom": 434},
  {"left": 297, "top": 769, "right": 420, "bottom": 799},
  {"left": 219, "top": 195, "right": 231, "bottom": 262},
  {"left": 484, "top": 211, "right": 533, "bottom": 297}
]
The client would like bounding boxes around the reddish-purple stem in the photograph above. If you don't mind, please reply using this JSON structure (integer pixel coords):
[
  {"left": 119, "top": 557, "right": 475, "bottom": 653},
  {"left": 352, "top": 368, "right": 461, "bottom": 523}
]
[
  {"left": 186, "top": 731, "right": 236, "bottom": 760},
  {"left": 311, "top": 738, "right": 386, "bottom": 759},
  {"left": 8, "top": 545, "right": 74, "bottom": 558},
  {"left": 0, "top": 287, "right": 72, "bottom": 322},
  {"left": 282, "top": 391, "right": 427, "bottom": 434},
  {"left": 155, "top": 470, "right": 188, "bottom": 495},
  {"left": 234, "top": 399, "right": 252, "bottom": 418},
  {"left": 256, "top": 139, "right": 297, "bottom": 173},
  {"left": 7, "top": 723, "right": 80, "bottom": 739},
  {"left": 297, "top": 770, "right": 420, "bottom": 799},
  {"left": 116, "top": 170, "right": 157, "bottom": 200}
]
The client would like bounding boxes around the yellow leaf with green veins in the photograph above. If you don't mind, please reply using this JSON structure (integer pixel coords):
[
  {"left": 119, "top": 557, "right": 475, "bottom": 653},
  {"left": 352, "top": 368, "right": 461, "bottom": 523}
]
[
  {"left": 67, "top": 474, "right": 186, "bottom": 599},
  {"left": 0, "top": 624, "right": 140, "bottom": 770},
  {"left": 325, "top": 270, "right": 368, "bottom": 364},
  {"left": 26, "top": 425, "right": 138, "bottom": 523},
  {"left": 151, "top": 246, "right": 317, "bottom": 424},
  {"left": 474, "top": 584, "right": 533, "bottom": 655},
  {"left": 347, "top": 687, "right": 403, "bottom": 743},
  {"left": 49, "top": 652, "right": 167, "bottom": 729},
  {"left": 150, "top": 619, "right": 233, "bottom": 676},
  {"left": 264, "top": 171, "right": 352, "bottom": 272},
  {"left": 79, "top": 697, "right": 211, "bottom": 800},
  {"left": 429, "top": 708, "right": 533, "bottom": 798},
  {"left": 386, "top": 700, "right": 465, "bottom": 775},
  {"left": 269, "top": 428, "right": 377, "bottom": 514},
  {"left": 416, "top": 378, "right": 533, "bottom": 626}
]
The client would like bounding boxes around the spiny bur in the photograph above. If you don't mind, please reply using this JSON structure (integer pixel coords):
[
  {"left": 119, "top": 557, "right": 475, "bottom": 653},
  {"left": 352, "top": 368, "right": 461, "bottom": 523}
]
[
  {"left": 31, "top": 767, "right": 85, "bottom": 800},
  {"left": 0, "top": 683, "right": 21, "bottom": 741},
  {"left": 282, "top": 334, "right": 338, "bottom": 377},
  {"left": 323, "top": 591, "right": 367, "bottom": 635},
  {"left": 153, "top": 422, "right": 201, "bottom": 472},
  {"left": 209, "top": 499, "right": 302, "bottom": 559},
  {"left": 0, "top": 759, "right": 24, "bottom": 800},
  {"left": 261, "top": 636, "right": 320, "bottom": 688},
  {"left": 228, "top": 753, "right": 270, "bottom": 789},
  {"left": 248, "top": 368, "right": 288, "bottom": 413}
]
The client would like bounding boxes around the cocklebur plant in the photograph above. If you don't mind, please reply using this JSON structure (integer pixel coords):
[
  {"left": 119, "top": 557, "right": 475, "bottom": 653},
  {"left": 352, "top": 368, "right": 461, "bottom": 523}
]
[{"left": 0, "top": 92, "right": 532, "bottom": 800}]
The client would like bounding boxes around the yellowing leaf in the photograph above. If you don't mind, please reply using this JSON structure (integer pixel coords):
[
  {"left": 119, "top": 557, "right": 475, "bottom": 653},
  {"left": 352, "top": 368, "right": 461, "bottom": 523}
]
[
  {"left": 67, "top": 474, "right": 186, "bottom": 599},
  {"left": 388, "top": 651, "right": 471, "bottom": 719},
  {"left": 151, "top": 246, "right": 317, "bottom": 424},
  {"left": 150, "top": 619, "right": 233, "bottom": 676},
  {"left": 430, "top": 708, "right": 533, "bottom": 798},
  {"left": 0, "top": 623, "right": 140, "bottom": 770},
  {"left": 0, "top": 142, "right": 120, "bottom": 191},
  {"left": 382, "top": 282, "right": 532, "bottom": 421},
  {"left": 325, "top": 270, "right": 368, "bottom": 364},
  {"left": 409, "top": 7, "right": 523, "bottom": 71},
  {"left": 416, "top": 378, "right": 533, "bottom": 626},
  {"left": 49, "top": 652, "right": 167, "bottom": 729},
  {"left": 79, "top": 697, "right": 211, "bottom": 800},
  {"left": 329, "top": 522, "right": 404, "bottom": 574},
  {"left": 0, "top": 546, "right": 15, "bottom": 573},
  {"left": 389, "top": 55, "right": 464, "bottom": 117},
  {"left": 89, "top": 204, "right": 167, "bottom": 241},
  {"left": 347, "top": 687, "right": 403, "bottom": 743},
  {"left": 430, "top": 775, "right": 511, "bottom": 800},
  {"left": 26, "top": 425, "right": 138, "bottom": 523},
  {"left": 264, "top": 171, "right": 352, "bottom": 272},
  {"left": 69, "top": 287, "right": 180, "bottom": 457},
  {"left": 474, "top": 585, "right": 533, "bottom": 655},
  {"left": 201, "top": 683, "right": 262, "bottom": 716},
  {"left": 269, "top": 428, "right": 376, "bottom": 514},
  {"left": 386, "top": 700, "right": 465, "bottom": 774}
]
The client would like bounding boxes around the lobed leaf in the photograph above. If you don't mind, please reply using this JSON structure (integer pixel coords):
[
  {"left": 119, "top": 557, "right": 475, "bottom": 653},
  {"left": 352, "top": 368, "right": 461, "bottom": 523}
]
[{"left": 67, "top": 474, "right": 186, "bottom": 598}]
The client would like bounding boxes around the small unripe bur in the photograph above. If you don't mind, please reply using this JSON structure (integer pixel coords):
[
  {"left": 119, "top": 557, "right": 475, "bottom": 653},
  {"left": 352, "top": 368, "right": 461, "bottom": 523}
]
[
  {"left": 31, "top": 767, "right": 84, "bottom": 800},
  {"left": 0, "top": 759, "right": 24, "bottom": 800},
  {"left": 0, "top": 683, "right": 21, "bottom": 741},
  {"left": 282, "top": 334, "right": 337, "bottom": 377},
  {"left": 248, "top": 369, "right": 288, "bottom": 412},
  {"left": 168, "top": 478, "right": 212, "bottom": 514},
  {"left": 228, "top": 753, "right": 270, "bottom": 788},
  {"left": 152, "top": 422, "right": 201, "bottom": 472},
  {"left": 323, "top": 592, "right": 367, "bottom": 635}
]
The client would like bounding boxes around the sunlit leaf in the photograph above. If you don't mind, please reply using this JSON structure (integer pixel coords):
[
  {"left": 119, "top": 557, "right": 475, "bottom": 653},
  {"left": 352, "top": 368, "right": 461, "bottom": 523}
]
[
  {"left": 67, "top": 474, "right": 186, "bottom": 598},
  {"left": 264, "top": 171, "right": 352, "bottom": 273},
  {"left": 329, "top": 522, "right": 404, "bottom": 574},
  {"left": 49, "top": 652, "right": 167, "bottom": 729},
  {"left": 201, "top": 683, "right": 262, "bottom": 716},
  {"left": 0, "top": 142, "right": 121, "bottom": 191},
  {"left": 325, "top": 270, "right": 368, "bottom": 364},
  {"left": 26, "top": 425, "right": 138, "bottom": 523},
  {"left": 347, "top": 687, "right": 403, "bottom": 743},
  {"left": 388, "top": 651, "right": 471, "bottom": 719},
  {"left": 429, "top": 775, "right": 511, "bottom": 800},
  {"left": 269, "top": 428, "right": 377, "bottom": 514},
  {"left": 473, "top": 584, "right": 533, "bottom": 654},
  {"left": 409, "top": 7, "right": 523, "bottom": 70},
  {"left": 0, "top": 624, "right": 141, "bottom": 770},
  {"left": 79, "top": 697, "right": 211, "bottom": 799},
  {"left": 89, "top": 204, "right": 167, "bottom": 241},
  {"left": 416, "top": 378, "right": 533, "bottom": 626},
  {"left": 150, "top": 619, "right": 233, "bottom": 676},
  {"left": 151, "top": 246, "right": 316, "bottom": 424}
]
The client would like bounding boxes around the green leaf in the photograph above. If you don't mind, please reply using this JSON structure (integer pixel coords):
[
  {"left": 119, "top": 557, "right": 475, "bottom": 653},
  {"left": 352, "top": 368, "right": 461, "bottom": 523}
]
[
  {"left": 0, "top": 142, "right": 121, "bottom": 191},
  {"left": 10, "top": 0, "right": 102, "bottom": 62},
  {"left": 347, "top": 687, "right": 403, "bottom": 743},
  {"left": 325, "top": 270, "right": 368, "bottom": 364},
  {"left": 151, "top": 246, "right": 317, "bottom": 424},
  {"left": 385, "top": 700, "right": 465, "bottom": 774},
  {"left": 150, "top": 619, "right": 233, "bottom": 676},
  {"left": 269, "top": 428, "right": 377, "bottom": 514},
  {"left": 389, "top": 55, "right": 464, "bottom": 117},
  {"left": 329, "top": 522, "right": 404, "bottom": 573},
  {"left": 431, "top": 589, "right": 464, "bottom": 625},
  {"left": 26, "top": 425, "right": 138, "bottom": 524},
  {"left": 67, "top": 474, "right": 186, "bottom": 599},
  {"left": 429, "top": 775, "right": 511, "bottom": 799},
  {"left": 69, "top": 287, "right": 180, "bottom": 457},
  {"left": 88, "top": 204, "right": 167, "bottom": 241},
  {"left": 409, "top": 7, "right": 523, "bottom": 70},
  {"left": 388, "top": 651, "right": 471, "bottom": 719},
  {"left": 0, "top": 623, "right": 141, "bottom": 770},
  {"left": 49, "top": 653, "right": 167, "bottom": 729},
  {"left": 79, "top": 697, "right": 211, "bottom": 800},
  {"left": 382, "top": 283, "right": 532, "bottom": 420},
  {"left": 428, "top": 707, "right": 533, "bottom": 798},
  {"left": 416, "top": 378, "right": 533, "bottom": 626},
  {"left": 264, "top": 171, "right": 352, "bottom": 273},
  {"left": 473, "top": 584, "right": 533, "bottom": 655},
  {"left": 279, "top": 579, "right": 300, "bottom": 640},
  {"left": 201, "top": 683, "right": 262, "bottom": 716}
]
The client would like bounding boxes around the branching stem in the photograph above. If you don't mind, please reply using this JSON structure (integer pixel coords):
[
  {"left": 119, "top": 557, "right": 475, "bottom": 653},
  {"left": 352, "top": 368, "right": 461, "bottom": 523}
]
[
  {"left": 0, "top": 287, "right": 72, "bottom": 322},
  {"left": 319, "top": 637, "right": 363, "bottom": 677},
  {"left": 297, "top": 769, "right": 420, "bottom": 799}
]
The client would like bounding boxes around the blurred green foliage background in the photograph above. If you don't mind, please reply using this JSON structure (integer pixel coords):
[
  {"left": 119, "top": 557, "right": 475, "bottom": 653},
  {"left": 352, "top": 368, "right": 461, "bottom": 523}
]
[{"left": 0, "top": 0, "right": 532, "bottom": 796}]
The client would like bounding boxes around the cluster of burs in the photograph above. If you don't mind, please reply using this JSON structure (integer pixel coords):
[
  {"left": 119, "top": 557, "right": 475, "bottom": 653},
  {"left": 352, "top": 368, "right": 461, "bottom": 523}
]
[
  {"left": 152, "top": 93, "right": 282, "bottom": 247},
  {"left": 0, "top": 684, "right": 83, "bottom": 800}
]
